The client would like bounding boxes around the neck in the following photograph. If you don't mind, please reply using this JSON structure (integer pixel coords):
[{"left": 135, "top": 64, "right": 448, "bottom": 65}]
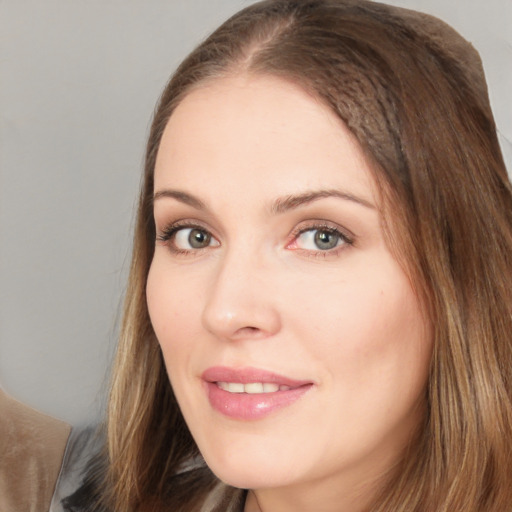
[{"left": 243, "top": 468, "right": 386, "bottom": 512}]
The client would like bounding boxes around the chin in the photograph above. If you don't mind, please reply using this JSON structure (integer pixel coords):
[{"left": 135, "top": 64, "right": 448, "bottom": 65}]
[
  {"left": 209, "top": 465, "right": 288, "bottom": 490},
  {"left": 201, "top": 448, "right": 298, "bottom": 490}
]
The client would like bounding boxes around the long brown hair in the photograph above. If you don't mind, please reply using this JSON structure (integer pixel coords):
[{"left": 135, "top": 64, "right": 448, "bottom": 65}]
[{"left": 104, "top": 1, "right": 512, "bottom": 510}]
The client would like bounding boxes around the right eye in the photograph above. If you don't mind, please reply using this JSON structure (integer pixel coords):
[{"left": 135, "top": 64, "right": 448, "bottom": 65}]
[
  {"left": 174, "top": 227, "right": 216, "bottom": 249},
  {"left": 157, "top": 224, "right": 220, "bottom": 253}
]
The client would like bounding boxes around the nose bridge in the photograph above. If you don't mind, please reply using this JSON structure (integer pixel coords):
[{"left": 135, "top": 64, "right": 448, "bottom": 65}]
[{"left": 201, "top": 243, "right": 281, "bottom": 340}]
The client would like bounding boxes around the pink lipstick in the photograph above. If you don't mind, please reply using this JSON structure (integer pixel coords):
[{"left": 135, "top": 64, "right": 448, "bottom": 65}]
[{"left": 202, "top": 366, "right": 313, "bottom": 420}]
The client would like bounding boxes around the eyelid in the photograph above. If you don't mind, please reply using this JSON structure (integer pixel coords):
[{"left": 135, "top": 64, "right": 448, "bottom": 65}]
[
  {"left": 155, "top": 218, "right": 354, "bottom": 257},
  {"left": 286, "top": 220, "right": 355, "bottom": 254},
  {"left": 156, "top": 219, "right": 220, "bottom": 254}
]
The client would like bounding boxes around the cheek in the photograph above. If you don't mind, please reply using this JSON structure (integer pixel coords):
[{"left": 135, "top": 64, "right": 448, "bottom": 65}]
[
  {"left": 146, "top": 258, "right": 200, "bottom": 357},
  {"left": 146, "top": 259, "right": 210, "bottom": 420},
  {"left": 290, "top": 260, "right": 431, "bottom": 405}
]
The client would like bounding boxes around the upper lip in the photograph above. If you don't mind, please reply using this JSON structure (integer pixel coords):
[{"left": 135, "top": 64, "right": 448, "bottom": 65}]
[{"left": 202, "top": 366, "right": 313, "bottom": 388}]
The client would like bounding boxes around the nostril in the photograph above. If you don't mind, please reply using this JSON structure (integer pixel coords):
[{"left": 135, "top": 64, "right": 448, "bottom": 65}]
[
  {"left": 233, "top": 326, "right": 264, "bottom": 338},
  {"left": 241, "top": 326, "right": 259, "bottom": 333}
]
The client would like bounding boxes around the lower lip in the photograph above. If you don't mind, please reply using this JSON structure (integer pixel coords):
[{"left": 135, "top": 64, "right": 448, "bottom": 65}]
[{"left": 205, "top": 382, "right": 313, "bottom": 420}]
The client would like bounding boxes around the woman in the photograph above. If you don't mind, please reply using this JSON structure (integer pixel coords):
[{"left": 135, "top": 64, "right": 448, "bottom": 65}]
[{"left": 63, "top": 0, "right": 512, "bottom": 511}]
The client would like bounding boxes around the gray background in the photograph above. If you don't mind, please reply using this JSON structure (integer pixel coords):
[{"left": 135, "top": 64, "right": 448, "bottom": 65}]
[{"left": 1, "top": 0, "right": 511, "bottom": 426}]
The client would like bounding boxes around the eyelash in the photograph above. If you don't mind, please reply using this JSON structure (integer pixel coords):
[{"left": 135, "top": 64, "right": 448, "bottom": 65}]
[
  {"left": 156, "top": 220, "right": 215, "bottom": 256},
  {"left": 288, "top": 222, "right": 354, "bottom": 258},
  {"left": 155, "top": 220, "right": 354, "bottom": 257}
]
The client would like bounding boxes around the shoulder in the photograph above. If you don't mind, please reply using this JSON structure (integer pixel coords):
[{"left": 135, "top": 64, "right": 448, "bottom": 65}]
[
  {"left": 53, "top": 445, "right": 245, "bottom": 512},
  {"left": 0, "top": 389, "right": 71, "bottom": 512},
  {"left": 51, "top": 425, "right": 106, "bottom": 512}
]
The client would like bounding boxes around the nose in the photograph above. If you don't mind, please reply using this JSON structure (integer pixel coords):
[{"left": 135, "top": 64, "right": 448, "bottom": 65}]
[{"left": 201, "top": 249, "right": 282, "bottom": 341}]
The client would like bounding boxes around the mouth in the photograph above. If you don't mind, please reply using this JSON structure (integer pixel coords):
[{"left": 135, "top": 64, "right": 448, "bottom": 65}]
[
  {"left": 202, "top": 366, "right": 313, "bottom": 420},
  {"left": 216, "top": 382, "right": 293, "bottom": 393}
]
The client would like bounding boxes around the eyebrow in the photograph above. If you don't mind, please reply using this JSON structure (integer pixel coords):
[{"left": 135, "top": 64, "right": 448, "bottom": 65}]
[
  {"left": 153, "top": 189, "right": 206, "bottom": 210},
  {"left": 152, "top": 188, "right": 374, "bottom": 213},
  {"left": 270, "top": 189, "right": 375, "bottom": 214}
]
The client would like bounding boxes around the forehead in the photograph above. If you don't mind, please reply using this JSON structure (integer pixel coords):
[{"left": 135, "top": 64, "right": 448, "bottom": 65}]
[{"left": 154, "top": 74, "right": 377, "bottom": 207}]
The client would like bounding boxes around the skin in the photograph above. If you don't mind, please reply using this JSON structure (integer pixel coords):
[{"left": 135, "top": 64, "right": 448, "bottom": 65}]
[{"left": 146, "top": 74, "right": 433, "bottom": 512}]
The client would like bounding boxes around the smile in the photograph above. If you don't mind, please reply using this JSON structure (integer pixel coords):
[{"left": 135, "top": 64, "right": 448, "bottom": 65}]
[
  {"left": 202, "top": 367, "right": 313, "bottom": 420},
  {"left": 216, "top": 382, "right": 292, "bottom": 393}
]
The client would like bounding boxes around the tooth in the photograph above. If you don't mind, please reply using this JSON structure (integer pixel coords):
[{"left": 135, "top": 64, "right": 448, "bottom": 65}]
[
  {"left": 217, "top": 382, "right": 288, "bottom": 393},
  {"left": 245, "top": 383, "right": 264, "bottom": 394},
  {"left": 227, "top": 382, "right": 244, "bottom": 393}
]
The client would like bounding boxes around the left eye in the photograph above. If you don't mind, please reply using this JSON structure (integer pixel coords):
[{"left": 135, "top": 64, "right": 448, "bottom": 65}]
[
  {"left": 295, "top": 228, "right": 346, "bottom": 251},
  {"left": 174, "top": 227, "right": 218, "bottom": 250}
]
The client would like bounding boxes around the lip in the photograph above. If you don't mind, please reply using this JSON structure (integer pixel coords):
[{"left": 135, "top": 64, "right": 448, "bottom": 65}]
[{"left": 202, "top": 366, "right": 314, "bottom": 420}]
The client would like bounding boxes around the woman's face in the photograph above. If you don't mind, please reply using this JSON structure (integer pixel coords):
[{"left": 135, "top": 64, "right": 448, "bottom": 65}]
[{"left": 147, "top": 75, "right": 432, "bottom": 505}]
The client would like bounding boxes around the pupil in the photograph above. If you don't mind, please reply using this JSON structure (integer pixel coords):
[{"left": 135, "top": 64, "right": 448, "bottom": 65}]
[
  {"left": 314, "top": 230, "right": 338, "bottom": 250},
  {"left": 189, "top": 229, "right": 210, "bottom": 248}
]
